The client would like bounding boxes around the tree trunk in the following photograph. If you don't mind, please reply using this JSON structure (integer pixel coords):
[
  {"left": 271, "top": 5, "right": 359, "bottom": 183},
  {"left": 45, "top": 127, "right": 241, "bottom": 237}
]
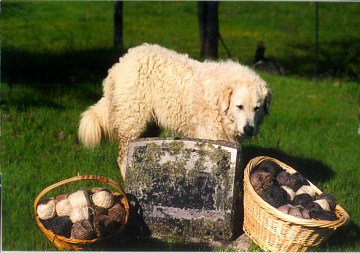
[
  {"left": 114, "top": 1, "right": 123, "bottom": 50},
  {"left": 197, "top": 1, "right": 219, "bottom": 59}
]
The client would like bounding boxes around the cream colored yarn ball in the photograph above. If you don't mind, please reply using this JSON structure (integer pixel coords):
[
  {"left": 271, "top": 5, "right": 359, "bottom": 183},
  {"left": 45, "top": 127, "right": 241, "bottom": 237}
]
[
  {"left": 37, "top": 198, "right": 56, "bottom": 220},
  {"left": 314, "top": 199, "right": 331, "bottom": 211},
  {"left": 68, "top": 190, "right": 91, "bottom": 209},
  {"left": 70, "top": 207, "right": 90, "bottom": 223},
  {"left": 296, "top": 185, "right": 316, "bottom": 198},
  {"left": 281, "top": 186, "right": 296, "bottom": 201},
  {"left": 92, "top": 190, "right": 114, "bottom": 209},
  {"left": 56, "top": 198, "right": 73, "bottom": 217}
]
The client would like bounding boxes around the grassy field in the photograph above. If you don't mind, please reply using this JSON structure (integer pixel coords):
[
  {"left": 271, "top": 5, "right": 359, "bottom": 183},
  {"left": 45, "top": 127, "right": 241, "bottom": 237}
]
[{"left": 1, "top": 1, "right": 360, "bottom": 251}]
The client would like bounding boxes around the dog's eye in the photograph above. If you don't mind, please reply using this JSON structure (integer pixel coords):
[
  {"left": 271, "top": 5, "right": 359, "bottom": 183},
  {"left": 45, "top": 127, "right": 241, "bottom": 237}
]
[
  {"left": 254, "top": 106, "right": 260, "bottom": 112},
  {"left": 237, "top": 105, "right": 244, "bottom": 110}
]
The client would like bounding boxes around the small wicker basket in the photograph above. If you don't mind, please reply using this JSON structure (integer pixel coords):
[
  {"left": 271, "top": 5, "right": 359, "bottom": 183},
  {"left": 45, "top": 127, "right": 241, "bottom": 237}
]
[
  {"left": 34, "top": 174, "right": 129, "bottom": 251},
  {"left": 243, "top": 156, "right": 350, "bottom": 252}
]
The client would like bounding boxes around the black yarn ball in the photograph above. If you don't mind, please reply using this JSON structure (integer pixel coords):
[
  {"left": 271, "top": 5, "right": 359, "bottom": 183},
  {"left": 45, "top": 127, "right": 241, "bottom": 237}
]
[
  {"left": 47, "top": 216, "right": 73, "bottom": 238},
  {"left": 250, "top": 170, "right": 275, "bottom": 196},
  {"left": 303, "top": 201, "right": 323, "bottom": 212},
  {"left": 309, "top": 210, "right": 338, "bottom": 221},
  {"left": 277, "top": 171, "right": 309, "bottom": 191},
  {"left": 260, "top": 185, "right": 288, "bottom": 208},
  {"left": 315, "top": 193, "right": 337, "bottom": 211},
  {"left": 254, "top": 160, "right": 283, "bottom": 177},
  {"left": 292, "top": 194, "right": 313, "bottom": 206}
]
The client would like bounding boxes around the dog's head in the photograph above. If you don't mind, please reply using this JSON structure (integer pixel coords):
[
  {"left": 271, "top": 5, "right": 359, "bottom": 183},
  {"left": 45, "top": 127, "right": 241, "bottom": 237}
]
[{"left": 219, "top": 80, "right": 272, "bottom": 140}]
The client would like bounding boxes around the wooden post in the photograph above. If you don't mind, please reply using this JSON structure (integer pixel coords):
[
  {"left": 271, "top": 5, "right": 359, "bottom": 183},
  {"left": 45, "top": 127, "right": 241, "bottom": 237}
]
[
  {"left": 114, "top": 1, "right": 123, "bottom": 50},
  {"left": 197, "top": 1, "right": 219, "bottom": 59}
]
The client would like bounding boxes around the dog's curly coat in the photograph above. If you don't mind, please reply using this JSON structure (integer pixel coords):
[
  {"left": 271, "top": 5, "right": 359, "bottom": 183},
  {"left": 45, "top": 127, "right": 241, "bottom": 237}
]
[{"left": 79, "top": 44, "right": 272, "bottom": 179}]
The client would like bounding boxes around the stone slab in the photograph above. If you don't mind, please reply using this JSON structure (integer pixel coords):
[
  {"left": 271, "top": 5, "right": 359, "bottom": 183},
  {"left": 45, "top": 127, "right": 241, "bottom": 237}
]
[{"left": 125, "top": 137, "right": 242, "bottom": 244}]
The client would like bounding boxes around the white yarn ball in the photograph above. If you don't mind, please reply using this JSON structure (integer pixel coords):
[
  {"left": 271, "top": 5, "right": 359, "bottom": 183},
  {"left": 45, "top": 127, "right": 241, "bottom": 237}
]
[
  {"left": 314, "top": 199, "right": 331, "bottom": 211},
  {"left": 56, "top": 198, "right": 73, "bottom": 216},
  {"left": 37, "top": 198, "right": 56, "bottom": 220},
  {"left": 92, "top": 190, "right": 114, "bottom": 209},
  {"left": 68, "top": 190, "right": 91, "bottom": 209},
  {"left": 296, "top": 185, "right": 316, "bottom": 198},
  {"left": 281, "top": 186, "right": 296, "bottom": 201},
  {"left": 70, "top": 207, "right": 90, "bottom": 223}
]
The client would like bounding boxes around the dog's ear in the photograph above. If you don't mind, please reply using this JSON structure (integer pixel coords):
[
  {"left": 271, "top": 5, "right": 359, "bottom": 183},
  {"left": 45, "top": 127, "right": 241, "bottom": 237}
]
[
  {"left": 219, "top": 88, "right": 233, "bottom": 112},
  {"left": 264, "top": 89, "right": 272, "bottom": 115}
]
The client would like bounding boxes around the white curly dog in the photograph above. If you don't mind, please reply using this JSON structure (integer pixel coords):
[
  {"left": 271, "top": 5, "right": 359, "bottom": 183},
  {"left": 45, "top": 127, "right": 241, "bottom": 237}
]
[{"left": 79, "top": 44, "right": 272, "bottom": 180}]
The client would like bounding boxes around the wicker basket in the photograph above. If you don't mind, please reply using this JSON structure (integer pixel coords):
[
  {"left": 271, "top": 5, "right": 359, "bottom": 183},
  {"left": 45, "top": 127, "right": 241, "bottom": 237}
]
[
  {"left": 34, "top": 174, "right": 129, "bottom": 251},
  {"left": 243, "top": 156, "right": 350, "bottom": 252}
]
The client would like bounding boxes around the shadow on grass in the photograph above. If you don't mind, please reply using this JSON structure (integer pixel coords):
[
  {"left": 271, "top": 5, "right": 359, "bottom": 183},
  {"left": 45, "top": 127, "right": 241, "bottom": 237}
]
[
  {"left": 277, "top": 38, "right": 360, "bottom": 80},
  {"left": 242, "top": 145, "right": 335, "bottom": 184},
  {"left": 3, "top": 47, "right": 124, "bottom": 85}
]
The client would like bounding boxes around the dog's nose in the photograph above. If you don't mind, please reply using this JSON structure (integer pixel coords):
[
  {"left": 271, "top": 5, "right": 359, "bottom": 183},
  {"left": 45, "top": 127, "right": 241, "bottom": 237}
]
[{"left": 243, "top": 125, "right": 255, "bottom": 136}]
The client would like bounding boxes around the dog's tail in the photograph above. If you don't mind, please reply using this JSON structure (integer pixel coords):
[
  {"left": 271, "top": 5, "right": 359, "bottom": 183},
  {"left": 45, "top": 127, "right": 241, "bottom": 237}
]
[{"left": 78, "top": 97, "right": 110, "bottom": 148}]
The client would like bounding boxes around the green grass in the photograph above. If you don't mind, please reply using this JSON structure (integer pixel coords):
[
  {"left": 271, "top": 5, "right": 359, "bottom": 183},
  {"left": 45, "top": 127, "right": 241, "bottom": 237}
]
[{"left": 1, "top": 1, "right": 359, "bottom": 251}]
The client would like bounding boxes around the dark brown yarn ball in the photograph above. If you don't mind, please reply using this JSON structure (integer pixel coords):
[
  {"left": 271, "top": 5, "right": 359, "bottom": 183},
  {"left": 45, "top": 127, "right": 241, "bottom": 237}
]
[
  {"left": 254, "top": 160, "right": 283, "bottom": 177},
  {"left": 47, "top": 216, "right": 73, "bottom": 238},
  {"left": 250, "top": 170, "right": 275, "bottom": 195},
  {"left": 303, "top": 201, "right": 323, "bottom": 212},
  {"left": 71, "top": 220, "right": 95, "bottom": 240},
  {"left": 260, "top": 185, "right": 288, "bottom": 208},
  {"left": 292, "top": 193, "right": 313, "bottom": 206},
  {"left": 93, "top": 214, "right": 117, "bottom": 238},
  {"left": 108, "top": 203, "right": 125, "bottom": 224},
  {"left": 315, "top": 193, "right": 337, "bottom": 211},
  {"left": 309, "top": 209, "right": 338, "bottom": 221},
  {"left": 277, "top": 171, "right": 308, "bottom": 191}
]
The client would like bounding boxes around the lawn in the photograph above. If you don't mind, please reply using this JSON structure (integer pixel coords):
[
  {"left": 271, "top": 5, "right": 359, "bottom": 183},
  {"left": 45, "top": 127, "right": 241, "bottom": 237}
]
[{"left": 1, "top": 1, "right": 359, "bottom": 251}]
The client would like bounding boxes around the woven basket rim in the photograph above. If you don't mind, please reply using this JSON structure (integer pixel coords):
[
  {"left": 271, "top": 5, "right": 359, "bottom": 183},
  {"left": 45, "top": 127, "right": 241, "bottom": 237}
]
[
  {"left": 245, "top": 156, "right": 350, "bottom": 229},
  {"left": 34, "top": 174, "right": 129, "bottom": 247}
]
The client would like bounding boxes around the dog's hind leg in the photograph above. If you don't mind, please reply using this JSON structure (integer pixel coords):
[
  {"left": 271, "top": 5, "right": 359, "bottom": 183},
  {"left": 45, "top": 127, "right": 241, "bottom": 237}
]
[{"left": 112, "top": 108, "right": 153, "bottom": 181}]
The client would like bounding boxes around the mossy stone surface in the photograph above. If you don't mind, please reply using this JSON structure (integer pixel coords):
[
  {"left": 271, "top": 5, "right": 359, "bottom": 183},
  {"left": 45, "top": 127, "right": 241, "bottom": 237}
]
[{"left": 126, "top": 137, "right": 242, "bottom": 244}]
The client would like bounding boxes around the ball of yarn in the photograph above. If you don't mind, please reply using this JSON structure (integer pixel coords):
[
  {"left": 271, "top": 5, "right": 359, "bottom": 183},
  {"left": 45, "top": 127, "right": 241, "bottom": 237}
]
[
  {"left": 92, "top": 189, "right": 114, "bottom": 209},
  {"left": 281, "top": 186, "right": 296, "bottom": 201},
  {"left": 47, "top": 216, "right": 73, "bottom": 237},
  {"left": 91, "top": 187, "right": 106, "bottom": 194},
  {"left": 276, "top": 171, "right": 308, "bottom": 191},
  {"left": 296, "top": 185, "right": 316, "bottom": 198},
  {"left": 68, "top": 190, "right": 91, "bottom": 209},
  {"left": 313, "top": 199, "right": 331, "bottom": 211},
  {"left": 277, "top": 204, "right": 294, "bottom": 214},
  {"left": 37, "top": 198, "right": 56, "bottom": 220},
  {"left": 250, "top": 170, "right": 275, "bottom": 196},
  {"left": 315, "top": 193, "right": 337, "bottom": 211},
  {"left": 70, "top": 207, "right": 90, "bottom": 223},
  {"left": 292, "top": 193, "right": 313, "bottom": 206},
  {"left": 303, "top": 201, "right": 323, "bottom": 212},
  {"left": 108, "top": 203, "right": 125, "bottom": 224},
  {"left": 309, "top": 209, "right": 337, "bottom": 221},
  {"left": 55, "top": 194, "right": 68, "bottom": 202},
  {"left": 56, "top": 198, "right": 72, "bottom": 217},
  {"left": 288, "top": 206, "right": 310, "bottom": 219},
  {"left": 71, "top": 220, "right": 95, "bottom": 240},
  {"left": 260, "top": 185, "right": 288, "bottom": 208},
  {"left": 93, "top": 214, "right": 116, "bottom": 238},
  {"left": 254, "top": 160, "right": 283, "bottom": 177}
]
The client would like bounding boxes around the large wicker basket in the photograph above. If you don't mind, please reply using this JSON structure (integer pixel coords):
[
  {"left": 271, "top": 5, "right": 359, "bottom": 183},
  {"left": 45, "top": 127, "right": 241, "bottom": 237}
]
[
  {"left": 34, "top": 174, "right": 129, "bottom": 251},
  {"left": 243, "top": 156, "right": 350, "bottom": 252}
]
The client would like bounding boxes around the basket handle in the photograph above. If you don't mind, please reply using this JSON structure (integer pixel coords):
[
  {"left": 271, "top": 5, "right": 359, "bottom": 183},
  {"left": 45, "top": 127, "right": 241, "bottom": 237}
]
[{"left": 34, "top": 174, "right": 128, "bottom": 217}]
